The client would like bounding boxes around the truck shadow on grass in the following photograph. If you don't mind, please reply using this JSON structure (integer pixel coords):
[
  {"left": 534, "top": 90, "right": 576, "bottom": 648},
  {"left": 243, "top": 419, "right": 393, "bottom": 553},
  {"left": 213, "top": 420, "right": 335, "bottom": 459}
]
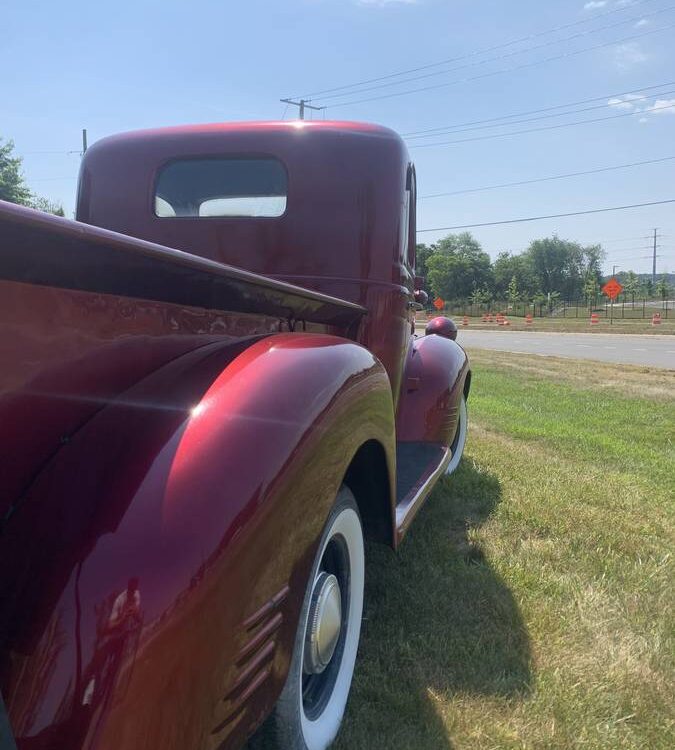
[{"left": 335, "top": 457, "right": 531, "bottom": 750}]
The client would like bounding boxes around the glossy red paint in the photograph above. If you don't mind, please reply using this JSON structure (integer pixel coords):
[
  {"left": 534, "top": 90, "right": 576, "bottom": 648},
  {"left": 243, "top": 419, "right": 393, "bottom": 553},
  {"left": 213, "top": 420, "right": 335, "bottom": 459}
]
[
  {"left": 77, "top": 121, "right": 415, "bottom": 406},
  {"left": 2, "top": 335, "right": 394, "bottom": 749},
  {"left": 397, "top": 334, "right": 469, "bottom": 445},
  {"left": 424, "top": 315, "right": 458, "bottom": 341},
  {"left": 0, "top": 120, "right": 469, "bottom": 749}
]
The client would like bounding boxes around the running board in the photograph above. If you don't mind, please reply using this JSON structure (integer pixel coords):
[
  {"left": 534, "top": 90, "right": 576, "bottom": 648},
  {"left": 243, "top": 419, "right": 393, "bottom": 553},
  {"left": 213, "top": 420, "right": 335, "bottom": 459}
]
[{"left": 394, "top": 441, "right": 451, "bottom": 542}]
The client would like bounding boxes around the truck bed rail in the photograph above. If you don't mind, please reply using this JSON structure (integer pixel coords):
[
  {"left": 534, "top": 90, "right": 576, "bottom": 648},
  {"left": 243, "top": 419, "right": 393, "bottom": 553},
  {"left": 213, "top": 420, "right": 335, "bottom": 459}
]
[{"left": 0, "top": 200, "right": 366, "bottom": 330}]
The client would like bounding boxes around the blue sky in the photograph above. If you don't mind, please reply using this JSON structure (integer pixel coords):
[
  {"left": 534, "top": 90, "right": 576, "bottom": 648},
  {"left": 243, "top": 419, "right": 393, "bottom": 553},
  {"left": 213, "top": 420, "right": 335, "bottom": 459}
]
[{"left": 3, "top": 0, "right": 674, "bottom": 275}]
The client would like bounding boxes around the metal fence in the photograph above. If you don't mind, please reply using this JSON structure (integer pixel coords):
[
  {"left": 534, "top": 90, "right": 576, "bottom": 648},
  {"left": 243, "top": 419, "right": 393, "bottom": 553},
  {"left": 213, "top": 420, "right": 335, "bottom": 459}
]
[{"left": 439, "top": 298, "right": 672, "bottom": 319}]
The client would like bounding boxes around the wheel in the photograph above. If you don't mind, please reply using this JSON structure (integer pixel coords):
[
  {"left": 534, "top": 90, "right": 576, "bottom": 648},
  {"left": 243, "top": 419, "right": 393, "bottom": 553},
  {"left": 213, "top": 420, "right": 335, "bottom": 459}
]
[
  {"left": 445, "top": 395, "right": 468, "bottom": 475},
  {"left": 258, "top": 486, "right": 365, "bottom": 750}
]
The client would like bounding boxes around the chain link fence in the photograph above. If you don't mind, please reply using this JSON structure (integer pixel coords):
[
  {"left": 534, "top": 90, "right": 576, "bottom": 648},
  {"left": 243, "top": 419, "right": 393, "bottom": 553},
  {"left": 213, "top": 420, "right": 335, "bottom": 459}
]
[{"left": 436, "top": 298, "right": 672, "bottom": 319}]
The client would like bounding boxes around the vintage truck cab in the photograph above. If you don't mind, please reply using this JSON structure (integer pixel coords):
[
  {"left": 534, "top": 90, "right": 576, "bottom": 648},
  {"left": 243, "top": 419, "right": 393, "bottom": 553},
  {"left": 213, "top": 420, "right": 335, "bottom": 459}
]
[{"left": 0, "top": 121, "right": 469, "bottom": 750}]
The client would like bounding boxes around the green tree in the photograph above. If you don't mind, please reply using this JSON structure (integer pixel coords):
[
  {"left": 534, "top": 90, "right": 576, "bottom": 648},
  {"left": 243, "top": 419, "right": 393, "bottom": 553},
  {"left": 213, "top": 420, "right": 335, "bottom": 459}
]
[
  {"left": 524, "top": 236, "right": 600, "bottom": 299},
  {"left": 507, "top": 274, "right": 520, "bottom": 305},
  {"left": 0, "top": 137, "right": 65, "bottom": 215},
  {"left": 414, "top": 243, "right": 435, "bottom": 287},
  {"left": 582, "top": 244, "right": 605, "bottom": 283},
  {"left": 425, "top": 232, "right": 493, "bottom": 301},
  {"left": 583, "top": 275, "right": 599, "bottom": 307},
  {"left": 655, "top": 275, "right": 671, "bottom": 301},
  {"left": 469, "top": 286, "right": 491, "bottom": 305},
  {"left": 623, "top": 271, "right": 640, "bottom": 305},
  {"left": 30, "top": 196, "right": 65, "bottom": 217},
  {"left": 0, "top": 137, "right": 32, "bottom": 205},
  {"left": 492, "top": 251, "right": 538, "bottom": 300}
]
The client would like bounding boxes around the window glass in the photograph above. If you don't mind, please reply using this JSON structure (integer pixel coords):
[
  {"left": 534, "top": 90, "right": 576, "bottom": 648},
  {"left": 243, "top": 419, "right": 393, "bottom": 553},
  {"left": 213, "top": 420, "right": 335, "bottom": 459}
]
[
  {"left": 155, "top": 157, "right": 287, "bottom": 218},
  {"left": 407, "top": 164, "right": 417, "bottom": 271},
  {"left": 400, "top": 189, "right": 410, "bottom": 262}
]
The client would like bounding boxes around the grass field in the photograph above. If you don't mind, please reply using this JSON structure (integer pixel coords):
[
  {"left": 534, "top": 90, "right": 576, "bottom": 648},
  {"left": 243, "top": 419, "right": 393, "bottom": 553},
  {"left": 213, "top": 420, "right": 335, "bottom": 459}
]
[
  {"left": 416, "top": 315, "right": 675, "bottom": 335},
  {"left": 336, "top": 350, "right": 674, "bottom": 750}
]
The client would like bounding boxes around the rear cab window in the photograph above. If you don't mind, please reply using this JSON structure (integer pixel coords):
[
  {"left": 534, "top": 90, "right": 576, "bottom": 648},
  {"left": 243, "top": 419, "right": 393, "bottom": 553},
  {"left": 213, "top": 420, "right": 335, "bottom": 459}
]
[{"left": 154, "top": 157, "right": 287, "bottom": 218}]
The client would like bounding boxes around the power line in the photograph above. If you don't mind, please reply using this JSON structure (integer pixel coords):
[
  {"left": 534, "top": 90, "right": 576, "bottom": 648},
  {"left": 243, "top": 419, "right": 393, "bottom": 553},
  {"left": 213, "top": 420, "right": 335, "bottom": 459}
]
[
  {"left": 417, "top": 199, "right": 675, "bottom": 233},
  {"left": 20, "top": 150, "right": 79, "bottom": 155},
  {"left": 317, "top": 21, "right": 675, "bottom": 108},
  {"left": 419, "top": 155, "right": 675, "bottom": 199},
  {"left": 410, "top": 101, "right": 675, "bottom": 148},
  {"left": 29, "top": 176, "right": 78, "bottom": 182},
  {"left": 605, "top": 246, "right": 662, "bottom": 255},
  {"left": 606, "top": 254, "right": 663, "bottom": 261},
  {"left": 313, "top": 5, "right": 674, "bottom": 103},
  {"left": 294, "top": 0, "right": 658, "bottom": 99},
  {"left": 581, "top": 235, "right": 662, "bottom": 243},
  {"left": 483, "top": 242, "right": 666, "bottom": 255},
  {"left": 402, "top": 81, "right": 675, "bottom": 136},
  {"left": 406, "top": 87, "right": 675, "bottom": 140}
]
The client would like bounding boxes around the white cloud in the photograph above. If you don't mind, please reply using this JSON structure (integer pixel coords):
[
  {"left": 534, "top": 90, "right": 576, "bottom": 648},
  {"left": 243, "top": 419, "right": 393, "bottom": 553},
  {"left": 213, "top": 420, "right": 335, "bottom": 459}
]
[
  {"left": 583, "top": 1, "right": 607, "bottom": 10},
  {"left": 647, "top": 98, "right": 675, "bottom": 114},
  {"left": 609, "top": 95, "right": 675, "bottom": 123},
  {"left": 607, "top": 93, "right": 646, "bottom": 111},
  {"left": 634, "top": 18, "right": 648, "bottom": 28},
  {"left": 613, "top": 42, "right": 648, "bottom": 69}
]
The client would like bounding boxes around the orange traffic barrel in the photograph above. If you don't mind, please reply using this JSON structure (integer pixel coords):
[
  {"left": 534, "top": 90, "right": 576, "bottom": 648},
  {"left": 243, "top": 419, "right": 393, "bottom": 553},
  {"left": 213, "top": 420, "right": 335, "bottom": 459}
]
[
  {"left": 590, "top": 313, "right": 599, "bottom": 326},
  {"left": 652, "top": 312, "right": 662, "bottom": 326},
  {"left": 462, "top": 315, "right": 469, "bottom": 326},
  {"left": 525, "top": 313, "right": 533, "bottom": 325}
]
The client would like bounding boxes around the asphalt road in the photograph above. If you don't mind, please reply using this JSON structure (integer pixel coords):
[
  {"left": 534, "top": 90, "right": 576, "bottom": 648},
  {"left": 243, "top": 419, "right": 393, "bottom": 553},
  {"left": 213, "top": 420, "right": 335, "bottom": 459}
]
[{"left": 451, "top": 330, "right": 675, "bottom": 369}]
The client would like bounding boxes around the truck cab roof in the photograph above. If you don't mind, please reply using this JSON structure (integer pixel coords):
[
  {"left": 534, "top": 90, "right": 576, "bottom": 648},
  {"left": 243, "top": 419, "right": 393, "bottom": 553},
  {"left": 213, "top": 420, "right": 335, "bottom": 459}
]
[{"left": 76, "top": 121, "right": 415, "bottom": 289}]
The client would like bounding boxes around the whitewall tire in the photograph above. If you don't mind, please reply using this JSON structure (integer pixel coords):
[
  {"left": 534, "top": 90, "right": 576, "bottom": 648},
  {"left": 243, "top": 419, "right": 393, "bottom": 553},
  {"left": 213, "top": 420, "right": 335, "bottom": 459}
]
[
  {"left": 445, "top": 395, "right": 468, "bottom": 475},
  {"left": 258, "top": 486, "right": 365, "bottom": 750}
]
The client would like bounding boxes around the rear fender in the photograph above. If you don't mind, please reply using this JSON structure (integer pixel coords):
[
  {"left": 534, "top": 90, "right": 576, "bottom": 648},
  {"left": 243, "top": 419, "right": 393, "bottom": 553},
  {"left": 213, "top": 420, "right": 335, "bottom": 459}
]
[
  {"left": 1, "top": 333, "right": 395, "bottom": 750},
  {"left": 396, "top": 333, "right": 470, "bottom": 444}
]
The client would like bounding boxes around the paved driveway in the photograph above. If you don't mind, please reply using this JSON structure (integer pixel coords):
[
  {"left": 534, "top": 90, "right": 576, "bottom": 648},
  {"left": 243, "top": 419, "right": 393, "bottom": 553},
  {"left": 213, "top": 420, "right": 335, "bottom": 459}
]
[{"left": 449, "top": 330, "right": 675, "bottom": 369}]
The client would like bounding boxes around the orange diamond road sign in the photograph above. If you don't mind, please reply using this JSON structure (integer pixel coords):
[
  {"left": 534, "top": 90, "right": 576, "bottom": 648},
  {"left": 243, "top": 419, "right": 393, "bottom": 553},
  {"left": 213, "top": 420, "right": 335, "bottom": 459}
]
[
  {"left": 433, "top": 297, "right": 445, "bottom": 311},
  {"left": 602, "top": 278, "right": 623, "bottom": 301}
]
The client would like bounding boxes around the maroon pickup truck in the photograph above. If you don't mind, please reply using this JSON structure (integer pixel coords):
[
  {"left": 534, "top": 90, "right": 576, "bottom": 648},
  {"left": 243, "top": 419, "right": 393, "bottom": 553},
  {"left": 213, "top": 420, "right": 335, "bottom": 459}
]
[{"left": 0, "top": 120, "right": 470, "bottom": 750}]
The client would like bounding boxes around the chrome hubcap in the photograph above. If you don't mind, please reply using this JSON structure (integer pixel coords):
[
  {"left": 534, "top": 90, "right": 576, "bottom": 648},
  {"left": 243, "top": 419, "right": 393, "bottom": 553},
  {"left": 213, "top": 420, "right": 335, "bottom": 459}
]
[{"left": 304, "top": 572, "right": 342, "bottom": 674}]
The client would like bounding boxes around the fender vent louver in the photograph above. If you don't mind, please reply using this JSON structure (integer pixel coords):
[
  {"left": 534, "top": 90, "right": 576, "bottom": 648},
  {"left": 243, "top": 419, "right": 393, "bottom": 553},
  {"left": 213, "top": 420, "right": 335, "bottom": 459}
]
[
  {"left": 211, "top": 585, "right": 289, "bottom": 734},
  {"left": 441, "top": 405, "right": 459, "bottom": 436}
]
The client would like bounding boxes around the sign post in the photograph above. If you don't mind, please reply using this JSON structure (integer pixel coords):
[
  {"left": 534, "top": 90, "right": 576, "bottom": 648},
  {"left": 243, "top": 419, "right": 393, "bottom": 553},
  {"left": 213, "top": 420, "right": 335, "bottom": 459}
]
[{"left": 602, "top": 278, "right": 623, "bottom": 325}]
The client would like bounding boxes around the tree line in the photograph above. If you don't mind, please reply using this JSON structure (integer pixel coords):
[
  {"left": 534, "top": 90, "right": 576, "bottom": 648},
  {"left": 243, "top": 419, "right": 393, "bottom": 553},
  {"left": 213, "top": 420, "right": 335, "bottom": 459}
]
[
  {"left": 0, "top": 136, "right": 65, "bottom": 215},
  {"left": 416, "top": 233, "right": 671, "bottom": 306}
]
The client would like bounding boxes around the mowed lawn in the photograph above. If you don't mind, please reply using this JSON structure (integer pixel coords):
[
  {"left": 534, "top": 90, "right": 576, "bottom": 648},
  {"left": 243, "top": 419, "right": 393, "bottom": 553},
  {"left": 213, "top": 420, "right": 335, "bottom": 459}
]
[{"left": 336, "top": 350, "right": 674, "bottom": 750}]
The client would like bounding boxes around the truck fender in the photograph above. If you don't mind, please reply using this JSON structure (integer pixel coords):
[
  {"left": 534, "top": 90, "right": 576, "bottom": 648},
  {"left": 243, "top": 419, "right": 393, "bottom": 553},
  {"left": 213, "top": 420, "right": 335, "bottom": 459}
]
[
  {"left": 2, "top": 333, "right": 395, "bottom": 750},
  {"left": 396, "top": 332, "right": 470, "bottom": 444}
]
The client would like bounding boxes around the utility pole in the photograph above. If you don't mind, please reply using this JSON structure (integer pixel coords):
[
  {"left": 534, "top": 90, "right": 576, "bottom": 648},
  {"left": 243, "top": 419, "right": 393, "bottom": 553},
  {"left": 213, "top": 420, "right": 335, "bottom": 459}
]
[
  {"left": 652, "top": 228, "right": 658, "bottom": 284},
  {"left": 280, "top": 98, "right": 325, "bottom": 120},
  {"left": 82, "top": 129, "right": 88, "bottom": 155}
]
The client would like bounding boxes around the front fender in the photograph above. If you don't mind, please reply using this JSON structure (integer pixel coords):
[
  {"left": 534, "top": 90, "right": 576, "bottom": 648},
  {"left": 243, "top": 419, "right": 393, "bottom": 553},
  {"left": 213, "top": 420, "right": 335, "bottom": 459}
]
[
  {"left": 2, "top": 334, "right": 395, "bottom": 750},
  {"left": 396, "top": 333, "right": 470, "bottom": 444}
]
